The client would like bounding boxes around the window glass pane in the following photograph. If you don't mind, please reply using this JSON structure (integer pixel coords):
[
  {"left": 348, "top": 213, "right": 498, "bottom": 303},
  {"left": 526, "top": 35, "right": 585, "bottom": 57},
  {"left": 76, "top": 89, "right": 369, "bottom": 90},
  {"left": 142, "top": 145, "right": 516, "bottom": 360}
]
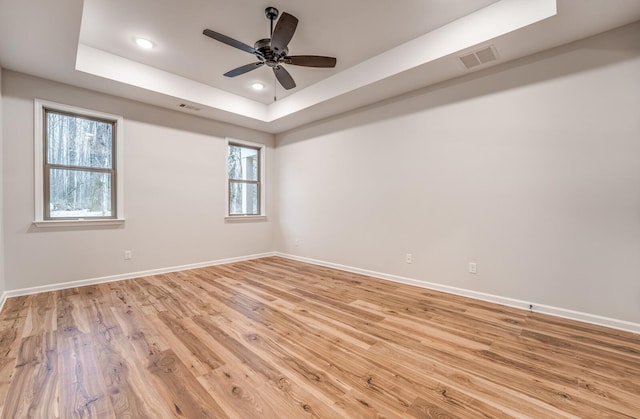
[
  {"left": 229, "top": 182, "right": 259, "bottom": 215},
  {"left": 49, "top": 169, "right": 112, "bottom": 218},
  {"left": 47, "top": 111, "right": 113, "bottom": 169},
  {"left": 228, "top": 145, "right": 258, "bottom": 181}
]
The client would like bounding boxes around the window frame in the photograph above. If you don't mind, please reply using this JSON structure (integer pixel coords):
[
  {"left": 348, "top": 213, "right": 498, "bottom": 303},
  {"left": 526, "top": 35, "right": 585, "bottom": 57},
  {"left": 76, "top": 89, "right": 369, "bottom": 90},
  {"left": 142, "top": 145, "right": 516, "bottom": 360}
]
[
  {"left": 225, "top": 138, "right": 266, "bottom": 221},
  {"left": 33, "top": 99, "right": 125, "bottom": 227}
]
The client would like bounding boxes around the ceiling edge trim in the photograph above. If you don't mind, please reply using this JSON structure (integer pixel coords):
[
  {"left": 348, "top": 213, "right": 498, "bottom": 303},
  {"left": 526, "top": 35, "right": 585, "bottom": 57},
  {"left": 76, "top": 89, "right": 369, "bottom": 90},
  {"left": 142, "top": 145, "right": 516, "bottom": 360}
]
[{"left": 75, "top": 44, "right": 269, "bottom": 121}]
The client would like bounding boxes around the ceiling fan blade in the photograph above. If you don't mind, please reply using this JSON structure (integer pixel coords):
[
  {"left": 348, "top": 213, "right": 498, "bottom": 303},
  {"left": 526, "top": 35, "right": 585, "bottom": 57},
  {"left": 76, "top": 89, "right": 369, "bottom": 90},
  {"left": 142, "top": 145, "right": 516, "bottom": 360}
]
[
  {"left": 284, "top": 55, "right": 337, "bottom": 68},
  {"left": 271, "top": 12, "right": 298, "bottom": 52},
  {"left": 203, "top": 29, "right": 257, "bottom": 55},
  {"left": 224, "top": 62, "right": 264, "bottom": 77},
  {"left": 273, "top": 65, "right": 296, "bottom": 90}
]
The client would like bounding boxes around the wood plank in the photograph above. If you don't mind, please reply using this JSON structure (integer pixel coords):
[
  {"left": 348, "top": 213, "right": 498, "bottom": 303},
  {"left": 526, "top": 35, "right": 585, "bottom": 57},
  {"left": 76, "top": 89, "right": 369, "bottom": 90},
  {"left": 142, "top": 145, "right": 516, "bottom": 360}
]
[
  {"left": 84, "top": 286, "right": 163, "bottom": 418},
  {"left": 0, "top": 317, "right": 24, "bottom": 417},
  {"left": 197, "top": 369, "right": 279, "bottom": 418},
  {"left": 156, "top": 310, "right": 225, "bottom": 371},
  {"left": 191, "top": 315, "right": 346, "bottom": 417},
  {"left": 58, "top": 332, "right": 115, "bottom": 419},
  {"left": 21, "top": 293, "right": 57, "bottom": 338},
  {"left": 0, "top": 296, "right": 29, "bottom": 321},
  {"left": 186, "top": 318, "right": 325, "bottom": 417},
  {"left": 148, "top": 349, "right": 228, "bottom": 418},
  {"left": 2, "top": 332, "right": 58, "bottom": 418}
]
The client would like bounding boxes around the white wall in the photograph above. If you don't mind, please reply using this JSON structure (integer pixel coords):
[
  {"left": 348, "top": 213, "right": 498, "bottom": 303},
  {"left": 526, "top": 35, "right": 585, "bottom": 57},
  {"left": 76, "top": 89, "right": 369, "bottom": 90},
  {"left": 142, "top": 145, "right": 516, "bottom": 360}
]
[
  {"left": 0, "top": 67, "right": 5, "bottom": 301},
  {"left": 2, "top": 71, "right": 275, "bottom": 291},
  {"left": 2, "top": 24, "right": 639, "bottom": 327},
  {"left": 276, "top": 23, "right": 640, "bottom": 324}
]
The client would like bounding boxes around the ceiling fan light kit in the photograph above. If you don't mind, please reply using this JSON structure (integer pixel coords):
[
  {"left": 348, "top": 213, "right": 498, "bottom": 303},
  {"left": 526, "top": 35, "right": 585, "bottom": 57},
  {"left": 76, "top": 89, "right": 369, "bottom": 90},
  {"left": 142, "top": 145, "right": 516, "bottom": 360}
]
[{"left": 203, "top": 6, "right": 337, "bottom": 92}]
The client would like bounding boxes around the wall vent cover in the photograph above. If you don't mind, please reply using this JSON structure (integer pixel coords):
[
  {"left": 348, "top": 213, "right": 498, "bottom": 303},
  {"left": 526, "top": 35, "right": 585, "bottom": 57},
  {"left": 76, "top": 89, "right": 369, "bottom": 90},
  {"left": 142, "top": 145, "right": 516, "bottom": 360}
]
[
  {"left": 459, "top": 45, "right": 498, "bottom": 69},
  {"left": 179, "top": 103, "right": 202, "bottom": 111}
]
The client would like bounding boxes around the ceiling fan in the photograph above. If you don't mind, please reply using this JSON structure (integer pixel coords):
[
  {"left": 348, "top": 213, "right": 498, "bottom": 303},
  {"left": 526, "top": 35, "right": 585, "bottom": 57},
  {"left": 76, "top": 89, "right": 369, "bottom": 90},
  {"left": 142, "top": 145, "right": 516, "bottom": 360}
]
[{"left": 203, "top": 6, "right": 337, "bottom": 91}]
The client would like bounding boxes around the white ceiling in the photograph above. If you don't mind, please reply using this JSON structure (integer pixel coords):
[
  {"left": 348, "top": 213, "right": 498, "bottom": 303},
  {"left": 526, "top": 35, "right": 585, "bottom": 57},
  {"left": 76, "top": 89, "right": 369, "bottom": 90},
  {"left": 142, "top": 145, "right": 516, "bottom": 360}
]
[
  {"left": 80, "top": 0, "right": 499, "bottom": 104},
  {"left": 1, "top": 0, "right": 640, "bottom": 133}
]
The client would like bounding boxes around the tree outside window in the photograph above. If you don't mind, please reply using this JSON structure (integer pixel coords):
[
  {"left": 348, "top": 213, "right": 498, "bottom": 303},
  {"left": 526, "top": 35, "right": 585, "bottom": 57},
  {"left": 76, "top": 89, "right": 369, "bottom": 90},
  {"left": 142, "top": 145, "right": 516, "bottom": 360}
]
[
  {"left": 44, "top": 109, "right": 117, "bottom": 219},
  {"left": 228, "top": 143, "right": 260, "bottom": 216}
]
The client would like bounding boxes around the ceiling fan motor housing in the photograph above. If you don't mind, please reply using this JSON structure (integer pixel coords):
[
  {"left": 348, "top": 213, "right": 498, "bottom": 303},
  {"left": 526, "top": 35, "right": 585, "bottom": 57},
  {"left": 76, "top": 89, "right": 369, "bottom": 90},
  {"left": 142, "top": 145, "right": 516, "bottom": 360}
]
[{"left": 255, "top": 38, "right": 288, "bottom": 65}]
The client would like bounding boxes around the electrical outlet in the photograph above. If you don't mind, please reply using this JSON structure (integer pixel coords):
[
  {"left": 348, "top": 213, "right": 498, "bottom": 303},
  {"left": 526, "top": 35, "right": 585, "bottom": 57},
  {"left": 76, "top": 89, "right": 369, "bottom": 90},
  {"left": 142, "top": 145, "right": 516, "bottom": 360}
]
[
  {"left": 405, "top": 253, "right": 413, "bottom": 264},
  {"left": 124, "top": 250, "right": 132, "bottom": 260},
  {"left": 294, "top": 239, "right": 300, "bottom": 247},
  {"left": 468, "top": 262, "right": 477, "bottom": 274}
]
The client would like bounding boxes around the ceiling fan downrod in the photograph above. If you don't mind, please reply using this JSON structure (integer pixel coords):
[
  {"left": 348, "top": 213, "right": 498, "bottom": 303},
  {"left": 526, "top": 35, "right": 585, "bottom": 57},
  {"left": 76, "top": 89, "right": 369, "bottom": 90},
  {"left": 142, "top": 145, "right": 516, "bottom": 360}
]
[{"left": 265, "top": 7, "right": 279, "bottom": 36}]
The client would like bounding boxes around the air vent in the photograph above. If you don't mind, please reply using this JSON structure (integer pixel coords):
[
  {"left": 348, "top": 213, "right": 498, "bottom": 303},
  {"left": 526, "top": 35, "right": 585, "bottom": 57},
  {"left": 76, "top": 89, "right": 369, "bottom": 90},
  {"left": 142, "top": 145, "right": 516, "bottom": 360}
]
[
  {"left": 178, "top": 103, "right": 202, "bottom": 111},
  {"left": 459, "top": 45, "right": 498, "bottom": 69}
]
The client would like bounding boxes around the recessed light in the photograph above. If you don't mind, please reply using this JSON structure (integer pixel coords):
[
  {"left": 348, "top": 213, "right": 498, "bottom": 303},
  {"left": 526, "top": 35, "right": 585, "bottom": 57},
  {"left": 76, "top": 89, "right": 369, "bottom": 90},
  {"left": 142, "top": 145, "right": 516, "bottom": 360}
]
[
  {"left": 251, "top": 82, "right": 265, "bottom": 91},
  {"left": 134, "top": 38, "right": 154, "bottom": 49}
]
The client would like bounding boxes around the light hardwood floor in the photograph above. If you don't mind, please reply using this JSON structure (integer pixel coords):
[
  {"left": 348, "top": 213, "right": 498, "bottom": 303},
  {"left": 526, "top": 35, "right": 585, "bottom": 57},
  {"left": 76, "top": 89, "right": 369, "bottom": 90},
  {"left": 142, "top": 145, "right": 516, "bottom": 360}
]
[{"left": 0, "top": 256, "right": 638, "bottom": 418}]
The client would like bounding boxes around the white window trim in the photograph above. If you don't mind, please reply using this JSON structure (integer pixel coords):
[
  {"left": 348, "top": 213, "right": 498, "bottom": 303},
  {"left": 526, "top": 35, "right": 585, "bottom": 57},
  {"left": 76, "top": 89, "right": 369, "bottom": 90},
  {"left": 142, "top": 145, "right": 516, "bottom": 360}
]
[
  {"left": 33, "top": 99, "right": 125, "bottom": 227},
  {"left": 225, "top": 138, "right": 266, "bottom": 222}
]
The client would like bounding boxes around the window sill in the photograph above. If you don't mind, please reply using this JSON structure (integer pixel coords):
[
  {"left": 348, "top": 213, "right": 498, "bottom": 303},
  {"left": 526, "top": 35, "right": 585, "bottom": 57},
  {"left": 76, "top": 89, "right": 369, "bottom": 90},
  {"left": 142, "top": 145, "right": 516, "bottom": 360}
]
[
  {"left": 224, "top": 215, "right": 267, "bottom": 223},
  {"left": 33, "top": 219, "right": 125, "bottom": 228}
]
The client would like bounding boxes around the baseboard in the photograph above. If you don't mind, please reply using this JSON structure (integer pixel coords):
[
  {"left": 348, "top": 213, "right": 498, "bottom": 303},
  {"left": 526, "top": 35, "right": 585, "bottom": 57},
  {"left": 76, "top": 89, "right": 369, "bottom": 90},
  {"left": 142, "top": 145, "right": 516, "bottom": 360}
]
[
  {"left": 3, "top": 252, "right": 277, "bottom": 300},
  {"left": 275, "top": 252, "right": 640, "bottom": 335},
  {"left": 4, "top": 251, "right": 638, "bottom": 335}
]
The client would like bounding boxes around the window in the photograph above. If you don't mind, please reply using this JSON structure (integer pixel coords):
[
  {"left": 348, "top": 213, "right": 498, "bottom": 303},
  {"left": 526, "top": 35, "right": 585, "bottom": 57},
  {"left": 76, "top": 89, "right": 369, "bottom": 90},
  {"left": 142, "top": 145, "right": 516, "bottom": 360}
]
[
  {"left": 226, "top": 140, "right": 265, "bottom": 218},
  {"left": 34, "top": 99, "right": 124, "bottom": 226}
]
